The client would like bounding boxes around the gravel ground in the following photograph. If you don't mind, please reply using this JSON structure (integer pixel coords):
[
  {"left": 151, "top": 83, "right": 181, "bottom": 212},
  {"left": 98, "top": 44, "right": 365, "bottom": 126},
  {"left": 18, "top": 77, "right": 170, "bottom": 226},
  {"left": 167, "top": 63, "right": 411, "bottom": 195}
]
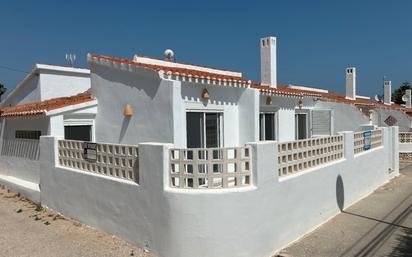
[{"left": 0, "top": 186, "right": 157, "bottom": 257}]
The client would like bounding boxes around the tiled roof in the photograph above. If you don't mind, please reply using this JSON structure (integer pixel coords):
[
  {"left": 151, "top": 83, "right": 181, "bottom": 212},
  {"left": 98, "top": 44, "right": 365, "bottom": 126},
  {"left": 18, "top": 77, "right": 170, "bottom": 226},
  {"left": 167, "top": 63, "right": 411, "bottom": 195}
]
[
  {"left": 89, "top": 54, "right": 251, "bottom": 86},
  {"left": 251, "top": 83, "right": 323, "bottom": 97},
  {"left": 0, "top": 92, "right": 94, "bottom": 117}
]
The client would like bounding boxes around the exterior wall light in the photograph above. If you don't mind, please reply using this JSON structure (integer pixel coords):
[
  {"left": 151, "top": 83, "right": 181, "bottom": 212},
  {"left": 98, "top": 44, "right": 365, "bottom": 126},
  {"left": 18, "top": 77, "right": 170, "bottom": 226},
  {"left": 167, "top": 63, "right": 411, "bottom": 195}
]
[
  {"left": 202, "top": 89, "right": 210, "bottom": 100},
  {"left": 123, "top": 104, "right": 133, "bottom": 117},
  {"left": 298, "top": 99, "right": 303, "bottom": 109},
  {"left": 266, "top": 96, "right": 272, "bottom": 105}
]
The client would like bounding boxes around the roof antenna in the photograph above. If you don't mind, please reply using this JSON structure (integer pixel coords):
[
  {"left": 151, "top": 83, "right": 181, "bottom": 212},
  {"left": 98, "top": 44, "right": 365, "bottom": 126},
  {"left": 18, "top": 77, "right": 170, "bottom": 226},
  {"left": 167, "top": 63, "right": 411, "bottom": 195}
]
[{"left": 66, "top": 54, "right": 76, "bottom": 67}]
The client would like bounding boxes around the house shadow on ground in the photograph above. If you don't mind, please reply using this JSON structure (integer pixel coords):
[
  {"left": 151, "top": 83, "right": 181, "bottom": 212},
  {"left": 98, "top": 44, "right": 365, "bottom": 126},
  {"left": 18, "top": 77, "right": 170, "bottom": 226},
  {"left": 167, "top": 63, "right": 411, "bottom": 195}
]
[{"left": 388, "top": 227, "right": 412, "bottom": 257}]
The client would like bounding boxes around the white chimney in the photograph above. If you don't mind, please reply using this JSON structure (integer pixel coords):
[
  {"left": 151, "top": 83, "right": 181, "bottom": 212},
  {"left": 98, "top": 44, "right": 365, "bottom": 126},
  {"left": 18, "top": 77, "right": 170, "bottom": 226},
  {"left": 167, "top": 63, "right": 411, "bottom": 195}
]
[
  {"left": 345, "top": 67, "right": 356, "bottom": 100},
  {"left": 260, "top": 36, "right": 277, "bottom": 88},
  {"left": 405, "top": 89, "right": 411, "bottom": 108},
  {"left": 383, "top": 80, "right": 392, "bottom": 105}
]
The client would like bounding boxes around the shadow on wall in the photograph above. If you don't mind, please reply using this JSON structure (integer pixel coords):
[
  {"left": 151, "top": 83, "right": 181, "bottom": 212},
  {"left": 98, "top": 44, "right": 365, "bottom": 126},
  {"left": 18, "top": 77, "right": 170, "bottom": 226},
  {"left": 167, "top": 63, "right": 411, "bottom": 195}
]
[
  {"left": 336, "top": 174, "right": 345, "bottom": 211},
  {"left": 119, "top": 117, "right": 131, "bottom": 143}
]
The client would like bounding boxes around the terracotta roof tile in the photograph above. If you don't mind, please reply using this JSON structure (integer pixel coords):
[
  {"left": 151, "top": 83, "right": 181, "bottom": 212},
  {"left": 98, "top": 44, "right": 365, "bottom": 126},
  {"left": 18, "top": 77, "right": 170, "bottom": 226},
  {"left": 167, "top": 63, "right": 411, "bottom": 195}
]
[
  {"left": 0, "top": 92, "right": 94, "bottom": 117},
  {"left": 89, "top": 54, "right": 250, "bottom": 84},
  {"left": 251, "top": 83, "right": 323, "bottom": 97}
]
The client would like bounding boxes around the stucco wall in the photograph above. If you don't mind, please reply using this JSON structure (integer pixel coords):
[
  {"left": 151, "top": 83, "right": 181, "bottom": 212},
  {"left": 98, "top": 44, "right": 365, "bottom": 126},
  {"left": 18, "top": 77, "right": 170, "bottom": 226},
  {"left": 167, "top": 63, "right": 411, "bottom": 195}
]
[
  {"left": 2, "top": 74, "right": 40, "bottom": 106},
  {"left": 91, "top": 64, "right": 175, "bottom": 145},
  {"left": 175, "top": 83, "right": 258, "bottom": 147},
  {"left": 2, "top": 116, "right": 49, "bottom": 139},
  {"left": 373, "top": 108, "right": 411, "bottom": 132},
  {"left": 39, "top": 71, "right": 90, "bottom": 101},
  {"left": 38, "top": 127, "right": 398, "bottom": 257},
  {"left": 315, "top": 101, "right": 370, "bottom": 133}
]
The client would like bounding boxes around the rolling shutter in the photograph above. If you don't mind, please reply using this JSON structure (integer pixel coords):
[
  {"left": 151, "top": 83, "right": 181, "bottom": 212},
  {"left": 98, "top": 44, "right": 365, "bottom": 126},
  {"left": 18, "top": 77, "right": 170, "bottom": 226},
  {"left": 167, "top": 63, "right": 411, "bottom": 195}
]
[{"left": 311, "top": 110, "right": 332, "bottom": 136}]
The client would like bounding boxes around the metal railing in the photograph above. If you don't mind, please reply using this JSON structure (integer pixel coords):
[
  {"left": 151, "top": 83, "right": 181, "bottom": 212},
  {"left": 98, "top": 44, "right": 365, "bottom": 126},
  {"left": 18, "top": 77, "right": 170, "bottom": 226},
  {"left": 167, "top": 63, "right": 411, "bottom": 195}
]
[
  {"left": 58, "top": 140, "right": 139, "bottom": 182},
  {"left": 169, "top": 146, "right": 252, "bottom": 189},
  {"left": 277, "top": 136, "right": 344, "bottom": 177},
  {"left": 1, "top": 138, "right": 40, "bottom": 160}
]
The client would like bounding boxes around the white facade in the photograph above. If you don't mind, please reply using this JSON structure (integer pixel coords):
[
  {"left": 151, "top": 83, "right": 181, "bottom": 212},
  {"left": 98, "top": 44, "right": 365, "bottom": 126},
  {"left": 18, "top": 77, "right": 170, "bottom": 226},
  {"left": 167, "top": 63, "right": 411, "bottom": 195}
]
[{"left": 1, "top": 64, "right": 90, "bottom": 107}]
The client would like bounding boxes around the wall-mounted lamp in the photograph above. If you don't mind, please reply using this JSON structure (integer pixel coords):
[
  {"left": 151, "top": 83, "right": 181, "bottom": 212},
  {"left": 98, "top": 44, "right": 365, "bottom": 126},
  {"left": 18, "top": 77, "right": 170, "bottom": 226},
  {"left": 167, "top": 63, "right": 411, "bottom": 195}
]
[
  {"left": 298, "top": 99, "right": 303, "bottom": 109},
  {"left": 202, "top": 88, "right": 210, "bottom": 100},
  {"left": 123, "top": 104, "right": 133, "bottom": 117},
  {"left": 266, "top": 96, "right": 272, "bottom": 105}
]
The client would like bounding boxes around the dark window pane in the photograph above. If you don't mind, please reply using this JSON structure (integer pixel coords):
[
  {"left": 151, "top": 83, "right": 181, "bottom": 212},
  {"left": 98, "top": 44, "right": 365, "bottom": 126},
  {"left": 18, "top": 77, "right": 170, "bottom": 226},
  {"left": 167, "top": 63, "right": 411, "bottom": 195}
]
[
  {"left": 265, "top": 114, "right": 275, "bottom": 140},
  {"left": 297, "top": 114, "right": 307, "bottom": 140},
  {"left": 205, "top": 113, "right": 219, "bottom": 148},
  {"left": 64, "top": 126, "right": 92, "bottom": 142},
  {"left": 186, "top": 112, "right": 203, "bottom": 148}
]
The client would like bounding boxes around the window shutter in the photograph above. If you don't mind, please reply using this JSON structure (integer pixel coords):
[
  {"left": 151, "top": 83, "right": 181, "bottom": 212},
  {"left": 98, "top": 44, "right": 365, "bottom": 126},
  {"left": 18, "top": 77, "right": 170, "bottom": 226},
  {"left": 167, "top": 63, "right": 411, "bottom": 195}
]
[{"left": 311, "top": 110, "right": 331, "bottom": 136}]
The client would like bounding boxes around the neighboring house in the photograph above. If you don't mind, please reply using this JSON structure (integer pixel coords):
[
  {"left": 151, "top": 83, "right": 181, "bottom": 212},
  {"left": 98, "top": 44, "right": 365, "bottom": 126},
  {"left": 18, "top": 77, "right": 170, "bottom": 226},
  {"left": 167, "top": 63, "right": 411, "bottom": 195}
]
[
  {"left": 0, "top": 64, "right": 96, "bottom": 143},
  {"left": 0, "top": 92, "right": 97, "bottom": 142},
  {"left": 1, "top": 64, "right": 90, "bottom": 107}
]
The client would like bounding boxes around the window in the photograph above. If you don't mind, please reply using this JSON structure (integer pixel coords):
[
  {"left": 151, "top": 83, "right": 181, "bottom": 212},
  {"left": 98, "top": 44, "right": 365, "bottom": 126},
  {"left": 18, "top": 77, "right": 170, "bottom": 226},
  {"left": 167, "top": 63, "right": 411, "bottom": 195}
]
[
  {"left": 186, "top": 112, "right": 222, "bottom": 148},
  {"left": 311, "top": 110, "right": 332, "bottom": 136},
  {"left": 64, "top": 125, "right": 92, "bottom": 142},
  {"left": 15, "top": 130, "right": 41, "bottom": 140},
  {"left": 260, "top": 112, "right": 277, "bottom": 141}
]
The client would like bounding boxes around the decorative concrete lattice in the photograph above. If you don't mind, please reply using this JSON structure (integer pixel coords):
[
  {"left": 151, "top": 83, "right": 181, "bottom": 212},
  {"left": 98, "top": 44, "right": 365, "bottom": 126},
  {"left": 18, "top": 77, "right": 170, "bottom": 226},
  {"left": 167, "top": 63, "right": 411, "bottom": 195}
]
[
  {"left": 58, "top": 140, "right": 138, "bottom": 182},
  {"left": 354, "top": 129, "right": 383, "bottom": 155},
  {"left": 1, "top": 139, "right": 40, "bottom": 160},
  {"left": 169, "top": 146, "right": 252, "bottom": 189},
  {"left": 400, "top": 153, "right": 412, "bottom": 162},
  {"left": 399, "top": 133, "right": 412, "bottom": 162},
  {"left": 399, "top": 133, "right": 412, "bottom": 143},
  {"left": 277, "top": 136, "right": 344, "bottom": 177}
]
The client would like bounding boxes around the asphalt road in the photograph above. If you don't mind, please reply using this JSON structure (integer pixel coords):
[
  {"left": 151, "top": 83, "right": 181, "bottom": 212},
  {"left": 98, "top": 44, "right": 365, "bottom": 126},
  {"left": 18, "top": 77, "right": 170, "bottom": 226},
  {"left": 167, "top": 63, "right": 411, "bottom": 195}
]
[{"left": 279, "top": 162, "right": 412, "bottom": 257}]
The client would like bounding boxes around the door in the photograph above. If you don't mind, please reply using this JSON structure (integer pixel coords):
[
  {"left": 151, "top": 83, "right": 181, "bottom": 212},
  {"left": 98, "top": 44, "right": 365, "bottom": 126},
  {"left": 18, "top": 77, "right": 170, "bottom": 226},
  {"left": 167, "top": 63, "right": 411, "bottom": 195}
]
[
  {"left": 295, "top": 113, "right": 308, "bottom": 140},
  {"left": 186, "top": 112, "right": 222, "bottom": 148}
]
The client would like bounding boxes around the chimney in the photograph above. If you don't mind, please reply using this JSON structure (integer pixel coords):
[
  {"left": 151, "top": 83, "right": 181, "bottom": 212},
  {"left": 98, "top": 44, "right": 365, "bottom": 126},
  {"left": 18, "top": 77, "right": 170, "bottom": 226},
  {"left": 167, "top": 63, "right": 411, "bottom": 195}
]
[
  {"left": 345, "top": 67, "right": 356, "bottom": 100},
  {"left": 383, "top": 80, "right": 392, "bottom": 105},
  {"left": 405, "top": 89, "right": 411, "bottom": 108},
  {"left": 260, "top": 36, "right": 277, "bottom": 88}
]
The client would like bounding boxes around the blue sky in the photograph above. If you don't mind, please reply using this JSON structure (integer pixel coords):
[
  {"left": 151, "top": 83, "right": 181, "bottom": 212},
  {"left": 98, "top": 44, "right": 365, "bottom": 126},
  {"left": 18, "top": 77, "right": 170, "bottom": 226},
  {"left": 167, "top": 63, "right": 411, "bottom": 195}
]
[{"left": 0, "top": 0, "right": 411, "bottom": 97}]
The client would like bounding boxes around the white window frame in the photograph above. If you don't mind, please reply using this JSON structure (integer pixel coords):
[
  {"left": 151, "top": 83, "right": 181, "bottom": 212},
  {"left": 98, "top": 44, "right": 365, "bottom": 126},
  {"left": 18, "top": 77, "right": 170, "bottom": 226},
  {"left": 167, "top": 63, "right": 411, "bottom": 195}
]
[
  {"left": 310, "top": 109, "right": 333, "bottom": 137},
  {"left": 185, "top": 110, "right": 224, "bottom": 148},
  {"left": 259, "top": 111, "right": 278, "bottom": 141},
  {"left": 295, "top": 113, "right": 309, "bottom": 140},
  {"left": 63, "top": 119, "right": 95, "bottom": 142}
]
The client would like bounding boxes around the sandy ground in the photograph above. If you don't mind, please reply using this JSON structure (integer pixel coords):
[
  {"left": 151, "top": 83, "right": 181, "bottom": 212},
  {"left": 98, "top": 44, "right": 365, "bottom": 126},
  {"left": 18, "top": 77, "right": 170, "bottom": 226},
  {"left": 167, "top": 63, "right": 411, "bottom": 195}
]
[{"left": 0, "top": 186, "right": 157, "bottom": 257}]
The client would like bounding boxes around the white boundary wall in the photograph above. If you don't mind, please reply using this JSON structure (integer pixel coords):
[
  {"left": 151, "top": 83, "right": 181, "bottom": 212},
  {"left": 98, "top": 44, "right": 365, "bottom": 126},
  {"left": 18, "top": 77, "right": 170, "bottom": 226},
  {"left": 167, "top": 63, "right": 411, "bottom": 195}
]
[{"left": 0, "top": 127, "right": 399, "bottom": 257}]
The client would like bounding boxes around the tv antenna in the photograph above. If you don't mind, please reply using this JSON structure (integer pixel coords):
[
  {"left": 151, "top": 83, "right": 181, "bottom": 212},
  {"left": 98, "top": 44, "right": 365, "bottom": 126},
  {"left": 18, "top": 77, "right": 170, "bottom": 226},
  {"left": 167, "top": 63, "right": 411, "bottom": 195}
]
[{"left": 66, "top": 54, "right": 76, "bottom": 67}]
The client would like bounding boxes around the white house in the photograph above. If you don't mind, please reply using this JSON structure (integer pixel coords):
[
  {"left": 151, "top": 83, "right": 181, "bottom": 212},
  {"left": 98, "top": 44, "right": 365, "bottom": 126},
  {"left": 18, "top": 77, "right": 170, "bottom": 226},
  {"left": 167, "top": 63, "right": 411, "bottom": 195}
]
[{"left": 0, "top": 36, "right": 403, "bottom": 257}]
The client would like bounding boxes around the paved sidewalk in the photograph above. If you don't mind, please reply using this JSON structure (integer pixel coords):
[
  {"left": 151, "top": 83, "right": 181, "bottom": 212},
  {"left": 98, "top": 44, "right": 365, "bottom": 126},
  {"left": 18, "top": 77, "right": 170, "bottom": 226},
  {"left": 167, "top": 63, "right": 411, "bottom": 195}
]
[
  {"left": 0, "top": 187, "right": 156, "bottom": 257},
  {"left": 279, "top": 162, "right": 412, "bottom": 257}
]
